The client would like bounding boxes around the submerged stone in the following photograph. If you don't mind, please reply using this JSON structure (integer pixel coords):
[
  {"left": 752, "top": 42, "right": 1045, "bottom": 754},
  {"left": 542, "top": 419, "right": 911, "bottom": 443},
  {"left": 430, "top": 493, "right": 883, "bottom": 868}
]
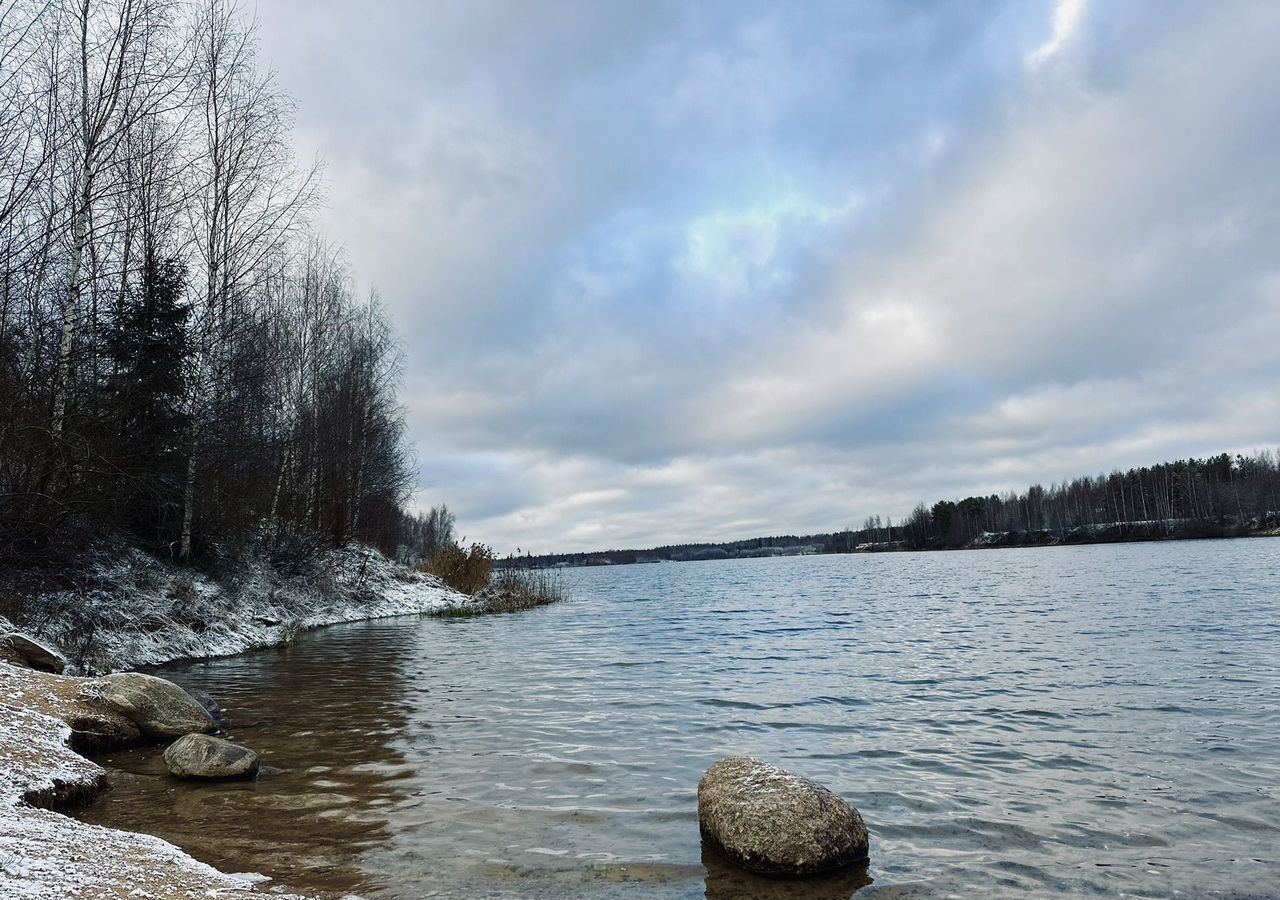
[
  {"left": 90, "top": 672, "right": 215, "bottom": 739},
  {"left": 697, "top": 757, "right": 869, "bottom": 877},
  {"left": 185, "top": 686, "right": 225, "bottom": 725},
  {"left": 164, "top": 733, "right": 260, "bottom": 780}
]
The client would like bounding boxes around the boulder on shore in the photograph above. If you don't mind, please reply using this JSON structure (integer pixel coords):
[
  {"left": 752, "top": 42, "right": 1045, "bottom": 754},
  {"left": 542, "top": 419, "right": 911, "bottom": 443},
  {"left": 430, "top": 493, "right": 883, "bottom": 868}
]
[
  {"left": 3, "top": 633, "right": 67, "bottom": 674},
  {"left": 697, "top": 757, "right": 869, "bottom": 877},
  {"left": 63, "top": 708, "right": 144, "bottom": 753},
  {"left": 164, "top": 733, "right": 260, "bottom": 780},
  {"left": 90, "top": 672, "right": 215, "bottom": 739}
]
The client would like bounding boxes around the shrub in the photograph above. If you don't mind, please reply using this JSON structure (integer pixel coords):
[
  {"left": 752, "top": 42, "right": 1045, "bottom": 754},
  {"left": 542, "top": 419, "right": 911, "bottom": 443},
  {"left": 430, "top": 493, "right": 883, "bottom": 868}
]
[
  {"left": 487, "top": 568, "right": 565, "bottom": 611},
  {"left": 432, "top": 566, "right": 566, "bottom": 617},
  {"left": 424, "top": 542, "right": 495, "bottom": 595}
]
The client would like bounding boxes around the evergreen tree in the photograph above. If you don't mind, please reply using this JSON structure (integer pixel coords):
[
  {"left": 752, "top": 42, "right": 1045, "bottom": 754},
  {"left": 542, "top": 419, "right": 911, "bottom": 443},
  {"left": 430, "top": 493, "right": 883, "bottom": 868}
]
[{"left": 104, "top": 254, "right": 192, "bottom": 549}]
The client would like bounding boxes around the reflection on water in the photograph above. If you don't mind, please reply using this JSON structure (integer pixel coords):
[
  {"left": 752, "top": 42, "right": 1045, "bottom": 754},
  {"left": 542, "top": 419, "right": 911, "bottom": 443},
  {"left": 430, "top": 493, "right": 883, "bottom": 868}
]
[
  {"left": 78, "top": 623, "right": 418, "bottom": 895},
  {"left": 702, "top": 846, "right": 873, "bottom": 900},
  {"left": 75, "top": 540, "right": 1280, "bottom": 898}
]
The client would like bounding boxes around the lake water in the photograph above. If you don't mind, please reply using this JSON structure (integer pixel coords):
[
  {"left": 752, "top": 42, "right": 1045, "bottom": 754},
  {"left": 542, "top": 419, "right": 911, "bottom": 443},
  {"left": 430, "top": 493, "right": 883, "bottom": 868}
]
[{"left": 75, "top": 540, "right": 1280, "bottom": 898}]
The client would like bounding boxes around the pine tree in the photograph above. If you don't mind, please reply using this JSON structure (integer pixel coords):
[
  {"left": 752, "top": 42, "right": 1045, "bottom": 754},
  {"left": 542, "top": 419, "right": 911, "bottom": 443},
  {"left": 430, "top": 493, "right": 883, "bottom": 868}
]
[{"left": 104, "top": 253, "right": 192, "bottom": 549}]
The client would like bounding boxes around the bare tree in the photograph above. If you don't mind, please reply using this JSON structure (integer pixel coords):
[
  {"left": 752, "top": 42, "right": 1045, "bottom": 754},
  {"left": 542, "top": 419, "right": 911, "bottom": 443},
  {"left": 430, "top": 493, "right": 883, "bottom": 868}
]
[
  {"left": 49, "top": 0, "right": 188, "bottom": 438},
  {"left": 177, "top": 0, "right": 320, "bottom": 558}
]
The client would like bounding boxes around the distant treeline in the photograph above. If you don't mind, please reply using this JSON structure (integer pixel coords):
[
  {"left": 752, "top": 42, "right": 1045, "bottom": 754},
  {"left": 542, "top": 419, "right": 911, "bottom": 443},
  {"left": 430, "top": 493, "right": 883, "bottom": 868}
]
[
  {"left": 509, "top": 534, "right": 829, "bottom": 568},
  {"left": 511, "top": 450, "right": 1280, "bottom": 567},
  {"left": 843, "top": 449, "right": 1280, "bottom": 551}
]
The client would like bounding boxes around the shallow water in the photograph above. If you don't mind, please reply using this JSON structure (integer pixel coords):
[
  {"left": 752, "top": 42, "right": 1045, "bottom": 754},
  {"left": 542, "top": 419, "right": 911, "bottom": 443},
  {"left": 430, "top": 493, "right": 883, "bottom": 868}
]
[{"left": 75, "top": 540, "right": 1280, "bottom": 898}]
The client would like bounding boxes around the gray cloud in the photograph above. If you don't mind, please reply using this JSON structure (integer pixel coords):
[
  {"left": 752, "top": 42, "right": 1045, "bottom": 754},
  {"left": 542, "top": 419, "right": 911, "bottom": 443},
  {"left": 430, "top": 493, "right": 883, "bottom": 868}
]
[{"left": 255, "top": 0, "right": 1280, "bottom": 552}]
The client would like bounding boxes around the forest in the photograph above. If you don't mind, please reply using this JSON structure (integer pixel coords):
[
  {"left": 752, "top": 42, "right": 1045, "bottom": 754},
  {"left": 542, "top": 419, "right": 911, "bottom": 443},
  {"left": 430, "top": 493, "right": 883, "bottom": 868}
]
[
  {"left": 843, "top": 450, "right": 1280, "bottom": 550},
  {"left": 515, "top": 450, "right": 1280, "bottom": 567},
  {"left": 0, "top": 0, "right": 413, "bottom": 570}
]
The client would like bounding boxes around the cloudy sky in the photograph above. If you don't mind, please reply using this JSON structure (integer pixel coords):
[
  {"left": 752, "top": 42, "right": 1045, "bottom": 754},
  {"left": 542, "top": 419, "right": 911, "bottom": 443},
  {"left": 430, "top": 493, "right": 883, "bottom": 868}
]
[{"left": 255, "top": 0, "right": 1280, "bottom": 553}]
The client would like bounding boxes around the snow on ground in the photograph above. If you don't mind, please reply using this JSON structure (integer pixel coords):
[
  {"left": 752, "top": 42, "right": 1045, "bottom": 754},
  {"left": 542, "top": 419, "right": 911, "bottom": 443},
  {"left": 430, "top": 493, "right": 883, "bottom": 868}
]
[
  {"left": 0, "top": 544, "right": 471, "bottom": 898},
  {"left": 24, "top": 543, "right": 469, "bottom": 673},
  {"left": 1, "top": 808, "right": 299, "bottom": 900},
  {"left": 0, "top": 663, "right": 311, "bottom": 899}
]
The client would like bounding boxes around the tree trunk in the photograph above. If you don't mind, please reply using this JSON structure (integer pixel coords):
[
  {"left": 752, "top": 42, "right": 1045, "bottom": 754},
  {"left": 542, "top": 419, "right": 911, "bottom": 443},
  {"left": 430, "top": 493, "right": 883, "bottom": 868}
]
[
  {"left": 179, "top": 429, "right": 198, "bottom": 559},
  {"left": 51, "top": 180, "right": 90, "bottom": 437}
]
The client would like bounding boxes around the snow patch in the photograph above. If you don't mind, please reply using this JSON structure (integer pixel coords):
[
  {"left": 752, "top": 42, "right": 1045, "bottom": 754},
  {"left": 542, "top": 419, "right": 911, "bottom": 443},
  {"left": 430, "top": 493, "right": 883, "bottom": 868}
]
[
  {"left": 0, "top": 544, "right": 472, "bottom": 898},
  {"left": 22, "top": 543, "right": 469, "bottom": 673}
]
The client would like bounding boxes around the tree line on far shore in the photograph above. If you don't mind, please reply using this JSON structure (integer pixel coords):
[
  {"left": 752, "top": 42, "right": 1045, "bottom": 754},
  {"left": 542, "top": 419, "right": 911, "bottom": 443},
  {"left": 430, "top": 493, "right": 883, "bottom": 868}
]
[
  {"left": 514, "top": 450, "right": 1280, "bottom": 567},
  {"left": 0, "top": 0, "right": 412, "bottom": 569},
  {"left": 861, "top": 449, "right": 1280, "bottom": 551}
]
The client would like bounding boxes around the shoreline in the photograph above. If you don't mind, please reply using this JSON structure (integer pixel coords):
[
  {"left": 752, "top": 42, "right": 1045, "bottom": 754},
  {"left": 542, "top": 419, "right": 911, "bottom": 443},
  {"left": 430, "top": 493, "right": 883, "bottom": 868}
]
[
  {"left": 528, "top": 526, "right": 1280, "bottom": 568},
  {"left": 831, "top": 525, "right": 1280, "bottom": 554},
  {"left": 1, "top": 661, "right": 314, "bottom": 899},
  {"left": 0, "top": 547, "right": 469, "bottom": 899}
]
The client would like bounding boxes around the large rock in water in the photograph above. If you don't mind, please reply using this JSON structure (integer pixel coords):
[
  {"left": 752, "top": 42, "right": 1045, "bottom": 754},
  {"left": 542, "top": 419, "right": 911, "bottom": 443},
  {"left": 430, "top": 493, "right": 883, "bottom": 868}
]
[
  {"left": 3, "top": 632, "right": 67, "bottom": 674},
  {"left": 164, "top": 734, "right": 260, "bottom": 780},
  {"left": 92, "top": 672, "right": 215, "bottom": 739},
  {"left": 698, "top": 757, "right": 869, "bottom": 877}
]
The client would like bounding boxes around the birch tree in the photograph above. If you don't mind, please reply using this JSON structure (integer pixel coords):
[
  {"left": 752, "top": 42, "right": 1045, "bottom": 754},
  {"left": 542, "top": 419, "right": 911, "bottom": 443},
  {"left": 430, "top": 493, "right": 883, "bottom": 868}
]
[
  {"left": 1, "top": 0, "right": 414, "bottom": 566},
  {"left": 178, "top": 0, "right": 319, "bottom": 558},
  {"left": 49, "top": 0, "right": 187, "bottom": 440}
]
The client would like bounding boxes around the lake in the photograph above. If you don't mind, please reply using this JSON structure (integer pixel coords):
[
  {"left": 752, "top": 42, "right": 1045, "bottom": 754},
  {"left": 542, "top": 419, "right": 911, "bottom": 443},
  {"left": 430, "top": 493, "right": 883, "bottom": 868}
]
[{"left": 75, "top": 540, "right": 1280, "bottom": 898}]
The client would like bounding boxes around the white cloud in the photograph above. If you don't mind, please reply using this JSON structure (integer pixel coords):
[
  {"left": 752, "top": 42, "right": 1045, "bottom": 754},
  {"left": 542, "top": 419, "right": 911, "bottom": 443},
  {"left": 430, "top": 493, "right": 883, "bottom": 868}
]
[
  {"left": 1026, "top": 0, "right": 1089, "bottom": 69},
  {"left": 252, "top": 1, "right": 1280, "bottom": 553}
]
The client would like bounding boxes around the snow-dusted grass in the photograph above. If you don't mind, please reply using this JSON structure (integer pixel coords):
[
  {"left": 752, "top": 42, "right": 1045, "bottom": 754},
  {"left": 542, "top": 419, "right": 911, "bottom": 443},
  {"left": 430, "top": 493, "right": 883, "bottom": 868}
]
[
  {"left": 0, "top": 543, "right": 472, "bottom": 898},
  {"left": 16, "top": 543, "right": 469, "bottom": 673}
]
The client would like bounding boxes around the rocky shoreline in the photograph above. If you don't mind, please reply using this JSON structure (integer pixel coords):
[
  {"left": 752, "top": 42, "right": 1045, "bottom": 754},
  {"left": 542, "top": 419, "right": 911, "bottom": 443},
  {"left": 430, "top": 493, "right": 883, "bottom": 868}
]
[
  {"left": 0, "top": 548, "right": 468, "bottom": 899},
  {"left": 0, "top": 661, "right": 314, "bottom": 898},
  {"left": 2, "top": 550, "right": 875, "bottom": 898}
]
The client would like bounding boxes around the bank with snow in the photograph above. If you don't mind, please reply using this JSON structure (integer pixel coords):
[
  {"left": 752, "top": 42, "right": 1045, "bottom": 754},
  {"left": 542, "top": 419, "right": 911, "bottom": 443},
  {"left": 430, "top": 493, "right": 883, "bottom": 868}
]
[
  {"left": 0, "top": 544, "right": 469, "bottom": 898},
  {"left": 7, "top": 543, "right": 468, "bottom": 673}
]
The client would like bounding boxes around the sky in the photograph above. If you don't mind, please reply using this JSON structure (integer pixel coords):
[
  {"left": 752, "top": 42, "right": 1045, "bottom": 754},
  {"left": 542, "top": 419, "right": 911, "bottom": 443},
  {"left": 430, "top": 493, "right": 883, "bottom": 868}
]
[{"left": 254, "top": 0, "right": 1280, "bottom": 554}]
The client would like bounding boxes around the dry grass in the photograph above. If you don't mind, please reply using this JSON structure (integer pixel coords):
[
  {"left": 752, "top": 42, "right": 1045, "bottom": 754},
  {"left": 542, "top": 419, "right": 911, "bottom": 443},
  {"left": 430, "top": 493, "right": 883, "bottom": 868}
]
[
  {"left": 423, "top": 542, "right": 495, "bottom": 595},
  {"left": 432, "top": 567, "right": 566, "bottom": 617}
]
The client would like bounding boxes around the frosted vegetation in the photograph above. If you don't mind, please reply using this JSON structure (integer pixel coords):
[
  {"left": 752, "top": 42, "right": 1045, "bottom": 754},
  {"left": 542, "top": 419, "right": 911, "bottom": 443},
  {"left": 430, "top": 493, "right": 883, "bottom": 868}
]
[
  {"left": 5, "top": 545, "right": 465, "bottom": 674},
  {"left": 0, "top": 0, "right": 424, "bottom": 578}
]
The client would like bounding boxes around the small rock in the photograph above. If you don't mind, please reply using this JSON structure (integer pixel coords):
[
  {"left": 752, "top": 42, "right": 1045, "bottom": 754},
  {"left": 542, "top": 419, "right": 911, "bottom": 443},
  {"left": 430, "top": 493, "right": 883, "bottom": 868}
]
[
  {"left": 63, "top": 709, "right": 143, "bottom": 753},
  {"left": 184, "top": 687, "right": 225, "bottom": 725},
  {"left": 91, "top": 672, "right": 215, "bottom": 739},
  {"left": 164, "top": 733, "right": 260, "bottom": 780},
  {"left": 698, "top": 757, "right": 869, "bottom": 877},
  {"left": 3, "top": 633, "right": 67, "bottom": 674}
]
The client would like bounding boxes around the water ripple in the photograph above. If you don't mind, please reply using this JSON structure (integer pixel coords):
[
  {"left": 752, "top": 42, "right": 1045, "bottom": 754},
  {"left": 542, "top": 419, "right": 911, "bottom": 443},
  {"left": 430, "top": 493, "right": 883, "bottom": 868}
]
[{"left": 74, "top": 539, "right": 1280, "bottom": 899}]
